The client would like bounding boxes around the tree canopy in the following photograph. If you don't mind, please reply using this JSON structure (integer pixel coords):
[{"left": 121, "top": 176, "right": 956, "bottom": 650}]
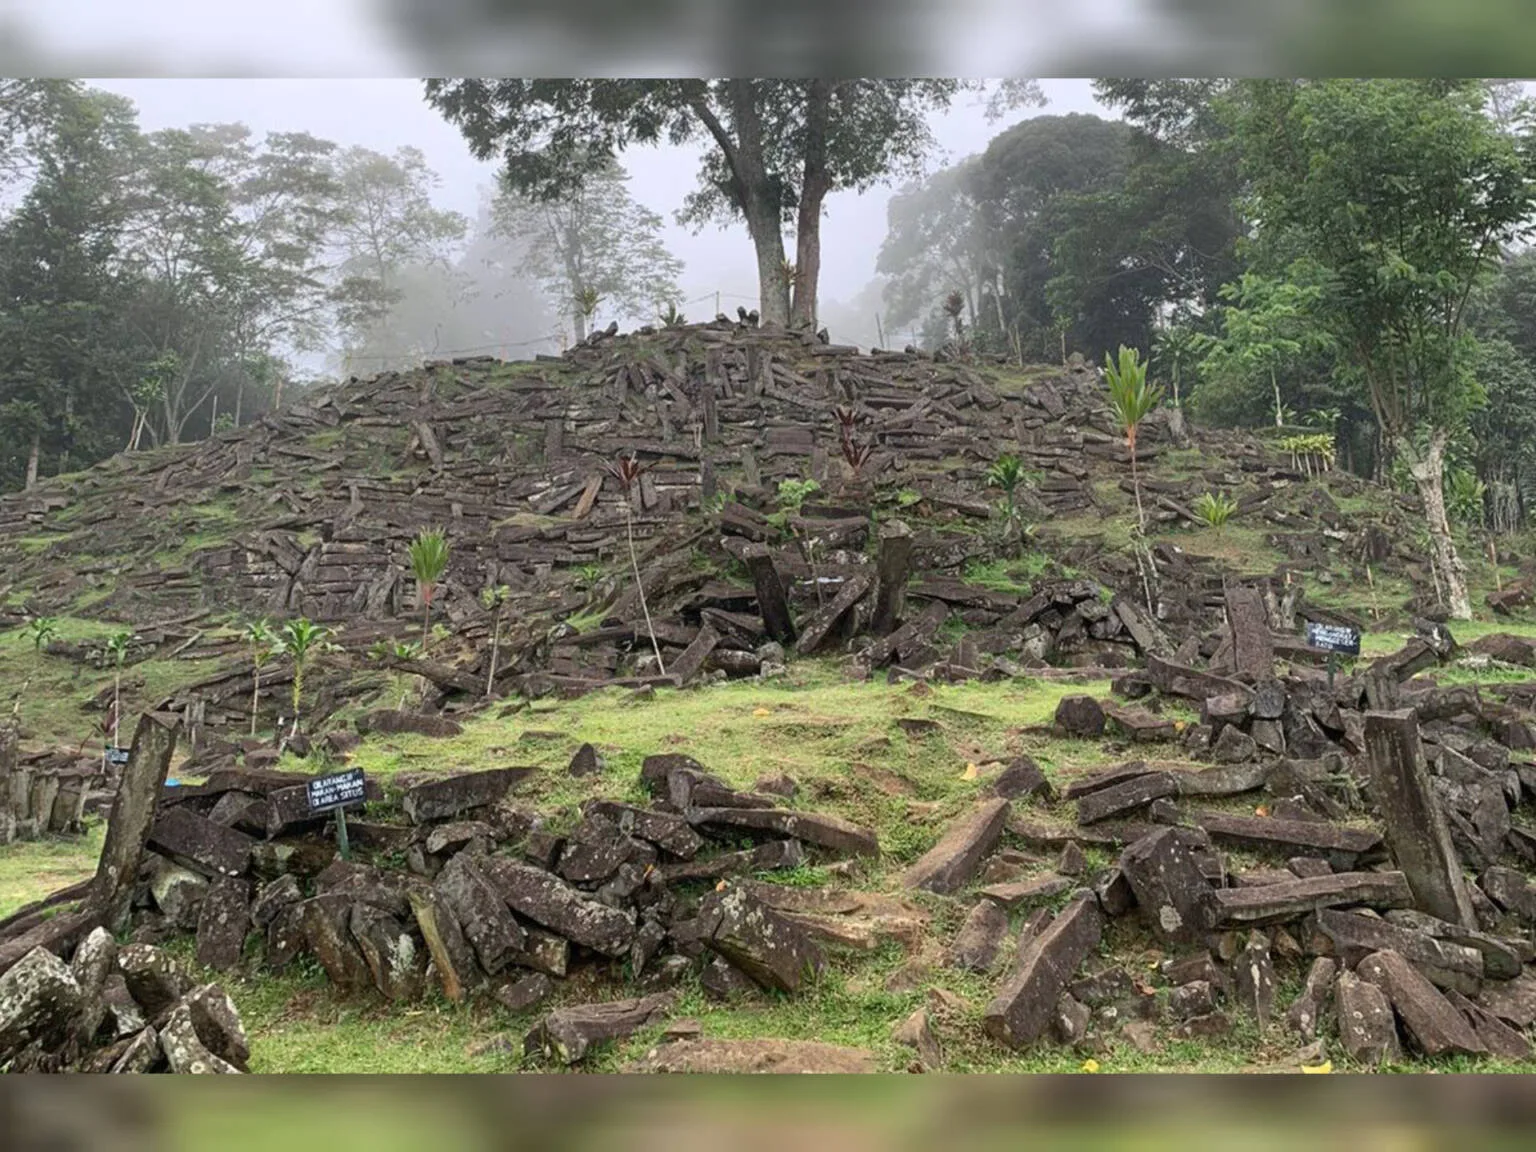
[{"left": 424, "top": 80, "right": 1033, "bottom": 328}]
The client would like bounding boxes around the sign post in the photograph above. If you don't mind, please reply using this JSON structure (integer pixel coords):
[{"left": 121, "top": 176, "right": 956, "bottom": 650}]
[
  {"left": 1305, "top": 621, "right": 1361, "bottom": 690},
  {"left": 305, "top": 768, "right": 367, "bottom": 861}
]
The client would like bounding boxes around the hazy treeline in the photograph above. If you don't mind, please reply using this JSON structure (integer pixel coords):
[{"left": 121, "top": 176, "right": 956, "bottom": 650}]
[{"left": 0, "top": 81, "right": 697, "bottom": 493}]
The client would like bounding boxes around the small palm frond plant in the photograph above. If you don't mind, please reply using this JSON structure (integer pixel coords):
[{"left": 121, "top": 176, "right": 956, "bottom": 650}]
[
  {"left": 23, "top": 615, "right": 57, "bottom": 653},
  {"left": 605, "top": 453, "right": 666, "bottom": 676},
  {"left": 408, "top": 528, "right": 451, "bottom": 652},
  {"left": 1279, "top": 432, "right": 1335, "bottom": 477},
  {"left": 987, "top": 454, "right": 1027, "bottom": 524},
  {"left": 658, "top": 301, "right": 686, "bottom": 328},
  {"left": 276, "top": 618, "right": 333, "bottom": 734},
  {"left": 1103, "top": 346, "right": 1164, "bottom": 532},
  {"left": 480, "top": 583, "right": 512, "bottom": 697},
  {"left": 103, "top": 628, "right": 133, "bottom": 747},
  {"left": 1193, "top": 492, "right": 1239, "bottom": 534},
  {"left": 241, "top": 618, "right": 277, "bottom": 737}
]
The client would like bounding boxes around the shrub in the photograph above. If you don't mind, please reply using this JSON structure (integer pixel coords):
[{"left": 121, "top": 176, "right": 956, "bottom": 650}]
[{"left": 1193, "top": 492, "right": 1239, "bottom": 532}]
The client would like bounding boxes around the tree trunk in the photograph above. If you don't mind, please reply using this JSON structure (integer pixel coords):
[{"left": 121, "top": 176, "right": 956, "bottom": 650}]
[
  {"left": 790, "top": 189, "right": 826, "bottom": 329},
  {"left": 24, "top": 432, "right": 39, "bottom": 490},
  {"left": 728, "top": 81, "right": 789, "bottom": 326},
  {"left": 789, "top": 81, "right": 833, "bottom": 330},
  {"left": 1402, "top": 431, "right": 1472, "bottom": 620},
  {"left": 573, "top": 310, "right": 588, "bottom": 343},
  {"left": 748, "top": 206, "right": 790, "bottom": 327}
]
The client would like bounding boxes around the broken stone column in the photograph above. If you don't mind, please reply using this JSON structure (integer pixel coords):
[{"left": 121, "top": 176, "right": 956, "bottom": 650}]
[
  {"left": 870, "top": 519, "right": 913, "bottom": 637},
  {"left": 742, "top": 543, "right": 797, "bottom": 645},
  {"left": 90, "top": 711, "right": 180, "bottom": 934},
  {"left": 1117, "top": 827, "right": 1219, "bottom": 945},
  {"left": 1225, "top": 585, "right": 1274, "bottom": 680},
  {"left": 983, "top": 894, "right": 1102, "bottom": 1049},
  {"left": 1363, "top": 710, "right": 1477, "bottom": 930}
]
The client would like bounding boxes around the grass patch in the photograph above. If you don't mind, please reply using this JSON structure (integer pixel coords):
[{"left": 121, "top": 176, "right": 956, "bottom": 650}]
[
  {"left": 346, "top": 663, "right": 1116, "bottom": 870},
  {"left": 0, "top": 822, "right": 102, "bottom": 918}
]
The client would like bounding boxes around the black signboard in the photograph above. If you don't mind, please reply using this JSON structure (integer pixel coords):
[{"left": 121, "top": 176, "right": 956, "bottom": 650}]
[
  {"left": 1306, "top": 621, "right": 1361, "bottom": 657},
  {"left": 105, "top": 746, "right": 131, "bottom": 767},
  {"left": 306, "top": 768, "right": 367, "bottom": 813}
]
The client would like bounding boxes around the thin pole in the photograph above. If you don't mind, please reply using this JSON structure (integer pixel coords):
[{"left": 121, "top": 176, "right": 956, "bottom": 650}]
[{"left": 335, "top": 806, "right": 351, "bottom": 861}]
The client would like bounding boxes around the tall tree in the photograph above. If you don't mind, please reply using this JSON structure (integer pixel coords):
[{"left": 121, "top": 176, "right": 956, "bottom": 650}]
[
  {"left": 327, "top": 145, "right": 468, "bottom": 365},
  {"left": 876, "top": 157, "right": 992, "bottom": 343},
  {"left": 186, "top": 124, "right": 342, "bottom": 427},
  {"left": 1047, "top": 85, "right": 1242, "bottom": 349},
  {"left": 1233, "top": 79, "right": 1536, "bottom": 619},
  {"left": 338, "top": 186, "right": 554, "bottom": 374},
  {"left": 115, "top": 126, "right": 259, "bottom": 445},
  {"left": 424, "top": 80, "right": 1029, "bottom": 329},
  {"left": 492, "top": 158, "right": 683, "bottom": 342},
  {"left": 1192, "top": 272, "right": 1337, "bottom": 429},
  {"left": 0, "top": 85, "right": 143, "bottom": 488}
]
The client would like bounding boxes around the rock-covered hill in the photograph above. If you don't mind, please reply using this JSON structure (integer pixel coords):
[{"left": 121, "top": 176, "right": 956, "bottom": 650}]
[{"left": 4, "top": 316, "right": 1517, "bottom": 782}]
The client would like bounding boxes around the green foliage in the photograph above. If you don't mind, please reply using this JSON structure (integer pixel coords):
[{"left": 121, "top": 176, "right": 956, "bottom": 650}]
[
  {"left": 22, "top": 616, "right": 57, "bottom": 652},
  {"left": 103, "top": 628, "right": 132, "bottom": 668},
  {"left": 427, "top": 79, "right": 968, "bottom": 324},
  {"left": 658, "top": 301, "right": 686, "bottom": 327},
  {"left": 1192, "top": 491, "right": 1239, "bottom": 532},
  {"left": 493, "top": 160, "right": 681, "bottom": 341},
  {"left": 275, "top": 618, "right": 333, "bottom": 726},
  {"left": 1446, "top": 468, "right": 1487, "bottom": 528},
  {"left": 1234, "top": 80, "right": 1534, "bottom": 444},
  {"left": 368, "top": 638, "right": 420, "bottom": 663},
  {"left": 408, "top": 529, "right": 450, "bottom": 606},
  {"left": 1279, "top": 432, "right": 1335, "bottom": 471},
  {"left": 767, "top": 478, "right": 821, "bottom": 530},
  {"left": 1103, "top": 346, "right": 1163, "bottom": 448},
  {"left": 985, "top": 453, "right": 1031, "bottom": 530},
  {"left": 1190, "top": 272, "right": 1336, "bottom": 428},
  {"left": 241, "top": 618, "right": 276, "bottom": 665}
]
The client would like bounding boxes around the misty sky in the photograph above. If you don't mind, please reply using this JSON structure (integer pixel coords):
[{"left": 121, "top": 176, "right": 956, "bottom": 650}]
[{"left": 87, "top": 78, "right": 1105, "bottom": 332}]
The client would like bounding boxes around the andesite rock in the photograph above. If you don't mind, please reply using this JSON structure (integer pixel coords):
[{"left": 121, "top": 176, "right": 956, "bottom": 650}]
[
  {"left": 476, "top": 857, "right": 636, "bottom": 957},
  {"left": 1233, "top": 930, "right": 1277, "bottom": 1026},
  {"left": 902, "top": 798, "right": 1009, "bottom": 894},
  {"left": 148, "top": 806, "right": 254, "bottom": 879},
  {"left": 401, "top": 767, "right": 535, "bottom": 825},
  {"left": 1285, "top": 957, "right": 1336, "bottom": 1042},
  {"left": 1117, "top": 827, "right": 1219, "bottom": 945},
  {"left": 983, "top": 895, "right": 1103, "bottom": 1049},
  {"left": 946, "top": 900, "right": 1010, "bottom": 973},
  {"left": 696, "top": 886, "right": 826, "bottom": 993},
  {"left": 1054, "top": 695, "right": 1106, "bottom": 738},
  {"left": 690, "top": 805, "right": 879, "bottom": 858},
  {"left": 194, "top": 877, "right": 251, "bottom": 972},
  {"left": 1357, "top": 949, "right": 1485, "bottom": 1058},
  {"left": 117, "top": 943, "right": 193, "bottom": 1018},
  {"left": 525, "top": 993, "right": 675, "bottom": 1065},
  {"left": 1335, "top": 971, "right": 1400, "bottom": 1067}
]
